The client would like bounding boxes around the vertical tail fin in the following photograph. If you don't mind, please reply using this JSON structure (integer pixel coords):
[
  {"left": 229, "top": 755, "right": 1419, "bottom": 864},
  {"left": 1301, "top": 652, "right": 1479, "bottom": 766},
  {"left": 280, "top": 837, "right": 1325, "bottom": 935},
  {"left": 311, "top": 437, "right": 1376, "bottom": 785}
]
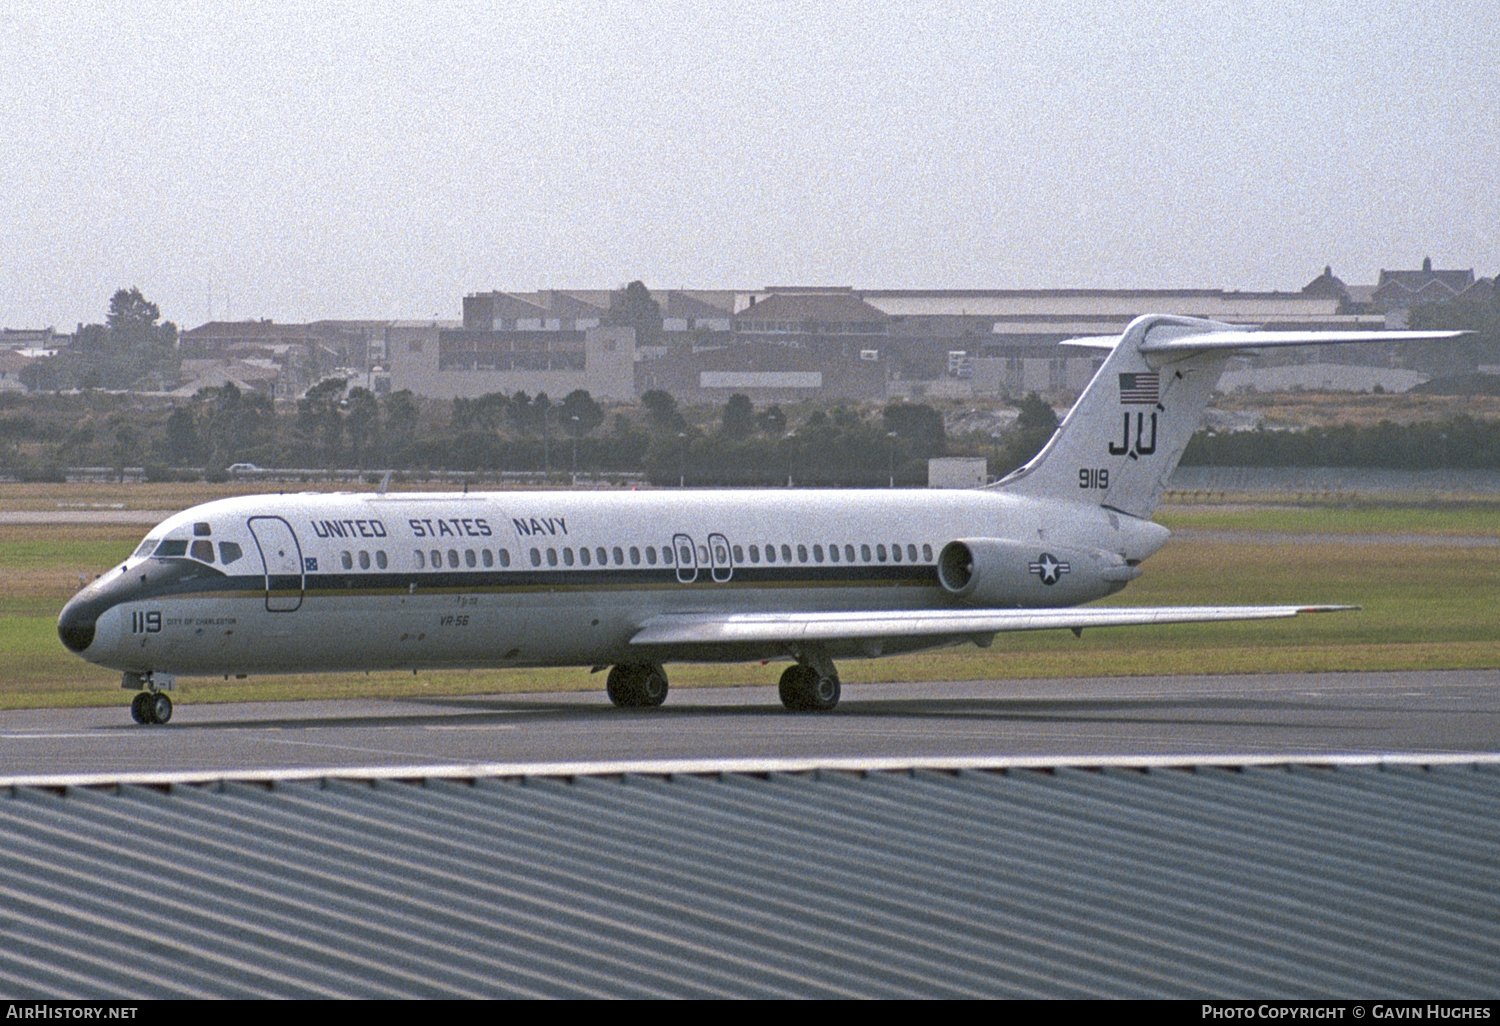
[
  {"left": 996, "top": 315, "right": 1228, "bottom": 519},
  {"left": 994, "top": 314, "right": 1466, "bottom": 519}
]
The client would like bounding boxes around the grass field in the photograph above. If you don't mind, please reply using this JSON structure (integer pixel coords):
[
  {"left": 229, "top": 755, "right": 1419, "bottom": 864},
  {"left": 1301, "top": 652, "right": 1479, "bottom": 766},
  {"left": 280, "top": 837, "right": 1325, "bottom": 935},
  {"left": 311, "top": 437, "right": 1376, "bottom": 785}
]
[{"left": 4, "top": 492, "right": 1499, "bottom": 711}]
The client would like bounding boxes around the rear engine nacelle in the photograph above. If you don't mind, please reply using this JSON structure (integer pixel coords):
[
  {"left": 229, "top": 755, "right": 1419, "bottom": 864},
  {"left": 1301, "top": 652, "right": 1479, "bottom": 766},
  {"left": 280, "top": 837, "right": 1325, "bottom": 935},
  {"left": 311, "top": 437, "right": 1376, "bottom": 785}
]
[{"left": 936, "top": 537, "right": 1141, "bottom": 607}]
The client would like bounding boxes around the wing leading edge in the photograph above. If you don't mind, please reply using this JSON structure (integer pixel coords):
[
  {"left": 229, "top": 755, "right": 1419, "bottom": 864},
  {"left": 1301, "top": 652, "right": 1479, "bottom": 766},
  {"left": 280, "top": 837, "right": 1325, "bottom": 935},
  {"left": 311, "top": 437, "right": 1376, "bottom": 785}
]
[{"left": 630, "top": 604, "right": 1355, "bottom": 647}]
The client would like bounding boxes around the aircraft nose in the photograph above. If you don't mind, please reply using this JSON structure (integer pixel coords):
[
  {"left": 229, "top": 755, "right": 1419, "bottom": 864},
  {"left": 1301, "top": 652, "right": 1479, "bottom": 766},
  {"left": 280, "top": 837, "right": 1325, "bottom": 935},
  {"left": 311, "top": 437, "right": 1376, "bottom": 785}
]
[{"left": 58, "top": 593, "right": 97, "bottom": 653}]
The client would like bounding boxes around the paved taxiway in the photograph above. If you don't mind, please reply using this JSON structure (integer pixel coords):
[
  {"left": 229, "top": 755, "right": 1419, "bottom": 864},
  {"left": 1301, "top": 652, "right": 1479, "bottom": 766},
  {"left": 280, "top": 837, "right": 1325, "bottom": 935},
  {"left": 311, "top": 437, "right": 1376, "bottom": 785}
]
[{"left": 0, "top": 669, "right": 1495, "bottom": 779}]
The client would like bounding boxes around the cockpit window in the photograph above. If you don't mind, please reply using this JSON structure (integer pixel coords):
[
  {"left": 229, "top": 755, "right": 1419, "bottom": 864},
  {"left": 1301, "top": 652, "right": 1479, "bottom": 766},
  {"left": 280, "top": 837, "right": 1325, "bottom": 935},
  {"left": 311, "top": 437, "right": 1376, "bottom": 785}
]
[
  {"left": 190, "top": 540, "right": 215, "bottom": 563},
  {"left": 132, "top": 537, "right": 159, "bottom": 559},
  {"left": 153, "top": 539, "right": 189, "bottom": 558},
  {"left": 219, "top": 542, "right": 243, "bottom": 565}
]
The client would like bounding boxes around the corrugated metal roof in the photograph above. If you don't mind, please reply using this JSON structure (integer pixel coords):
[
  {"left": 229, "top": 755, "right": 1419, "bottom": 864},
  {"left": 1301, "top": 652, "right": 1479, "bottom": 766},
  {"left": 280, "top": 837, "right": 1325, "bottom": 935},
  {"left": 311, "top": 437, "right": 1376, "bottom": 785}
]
[{"left": 1, "top": 758, "right": 1496, "bottom": 998}]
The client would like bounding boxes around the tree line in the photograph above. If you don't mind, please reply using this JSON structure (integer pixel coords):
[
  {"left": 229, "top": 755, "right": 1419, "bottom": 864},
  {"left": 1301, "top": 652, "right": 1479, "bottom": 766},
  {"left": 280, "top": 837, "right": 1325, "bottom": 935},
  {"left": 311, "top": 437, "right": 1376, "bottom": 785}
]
[
  {"left": 0, "top": 371, "right": 1067, "bottom": 486},
  {"left": 7, "top": 371, "right": 1498, "bottom": 483},
  {"left": 1183, "top": 416, "right": 1500, "bottom": 470}
]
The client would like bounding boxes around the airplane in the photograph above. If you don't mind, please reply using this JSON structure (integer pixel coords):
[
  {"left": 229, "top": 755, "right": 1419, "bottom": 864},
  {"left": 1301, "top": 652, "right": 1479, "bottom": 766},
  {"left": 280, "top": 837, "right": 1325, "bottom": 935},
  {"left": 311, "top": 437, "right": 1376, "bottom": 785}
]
[{"left": 59, "top": 314, "right": 1462, "bottom": 724}]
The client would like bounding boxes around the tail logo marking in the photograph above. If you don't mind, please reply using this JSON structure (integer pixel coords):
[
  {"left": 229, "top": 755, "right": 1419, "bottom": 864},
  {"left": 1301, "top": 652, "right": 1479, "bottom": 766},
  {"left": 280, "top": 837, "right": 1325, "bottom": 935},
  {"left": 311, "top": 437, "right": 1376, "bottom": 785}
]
[
  {"left": 1029, "top": 553, "right": 1071, "bottom": 585},
  {"left": 1109, "top": 411, "right": 1158, "bottom": 459}
]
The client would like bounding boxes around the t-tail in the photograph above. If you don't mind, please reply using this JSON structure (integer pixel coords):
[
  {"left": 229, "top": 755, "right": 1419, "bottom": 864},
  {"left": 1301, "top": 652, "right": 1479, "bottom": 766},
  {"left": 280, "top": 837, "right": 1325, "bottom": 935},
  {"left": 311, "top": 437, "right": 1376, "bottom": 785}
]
[{"left": 995, "top": 313, "right": 1465, "bottom": 520}]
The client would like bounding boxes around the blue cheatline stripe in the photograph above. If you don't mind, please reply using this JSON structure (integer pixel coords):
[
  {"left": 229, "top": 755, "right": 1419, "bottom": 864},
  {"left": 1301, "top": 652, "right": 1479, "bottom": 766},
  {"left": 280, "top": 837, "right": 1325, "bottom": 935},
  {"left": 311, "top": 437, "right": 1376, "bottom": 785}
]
[{"left": 127, "top": 560, "right": 941, "bottom": 602}]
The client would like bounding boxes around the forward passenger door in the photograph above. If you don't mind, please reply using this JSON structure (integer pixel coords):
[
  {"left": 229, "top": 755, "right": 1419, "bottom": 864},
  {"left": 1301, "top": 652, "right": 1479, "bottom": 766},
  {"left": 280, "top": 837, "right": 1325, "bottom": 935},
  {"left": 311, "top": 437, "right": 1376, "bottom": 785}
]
[{"left": 248, "top": 516, "right": 304, "bottom": 612}]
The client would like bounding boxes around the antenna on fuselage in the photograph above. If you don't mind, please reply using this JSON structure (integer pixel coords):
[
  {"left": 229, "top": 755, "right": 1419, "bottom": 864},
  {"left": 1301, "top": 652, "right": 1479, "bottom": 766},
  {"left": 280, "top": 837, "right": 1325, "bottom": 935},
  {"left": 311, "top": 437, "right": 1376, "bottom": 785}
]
[{"left": 377, "top": 470, "right": 392, "bottom": 495}]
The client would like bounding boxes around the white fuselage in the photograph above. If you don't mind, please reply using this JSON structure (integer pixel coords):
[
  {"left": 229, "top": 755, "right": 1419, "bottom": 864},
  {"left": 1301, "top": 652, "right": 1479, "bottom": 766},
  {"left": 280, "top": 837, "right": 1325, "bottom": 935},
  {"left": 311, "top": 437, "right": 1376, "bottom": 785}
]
[{"left": 61, "top": 487, "right": 1170, "bottom": 678}]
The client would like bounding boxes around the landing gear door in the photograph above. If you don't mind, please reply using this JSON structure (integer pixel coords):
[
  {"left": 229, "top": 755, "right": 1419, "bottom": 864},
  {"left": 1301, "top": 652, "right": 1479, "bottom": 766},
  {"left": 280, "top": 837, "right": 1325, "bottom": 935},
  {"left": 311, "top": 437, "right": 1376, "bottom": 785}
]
[
  {"left": 671, "top": 533, "right": 698, "bottom": 584},
  {"left": 708, "top": 533, "right": 733, "bottom": 583},
  {"left": 248, "top": 516, "right": 304, "bottom": 612}
]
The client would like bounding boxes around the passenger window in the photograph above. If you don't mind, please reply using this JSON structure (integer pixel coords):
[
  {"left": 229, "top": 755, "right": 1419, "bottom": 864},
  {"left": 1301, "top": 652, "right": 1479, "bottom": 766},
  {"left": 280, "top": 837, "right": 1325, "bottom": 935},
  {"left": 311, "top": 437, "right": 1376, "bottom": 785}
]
[
  {"left": 415, "top": 550, "right": 426, "bottom": 569},
  {"left": 645, "top": 546, "right": 656, "bottom": 565},
  {"left": 891, "top": 544, "right": 902, "bottom": 562},
  {"left": 749, "top": 545, "right": 760, "bottom": 563},
  {"left": 597, "top": 547, "right": 608, "bottom": 565},
  {"left": 765, "top": 545, "right": 776, "bottom": 564},
  {"left": 827, "top": 544, "right": 838, "bottom": 563},
  {"left": 360, "top": 550, "right": 372, "bottom": 570},
  {"left": 907, "top": 544, "right": 919, "bottom": 562},
  {"left": 530, "top": 548, "right": 541, "bottom": 567},
  {"left": 679, "top": 545, "right": 693, "bottom": 564},
  {"left": 697, "top": 544, "right": 709, "bottom": 563},
  {"left": 861, "top": 544, "right": 872, "bottom": 562},
  {"left": 613, "top": 546, "right": 624, "bottom": 565},
  {"left": 876, "top": 544, "right": 887, "bottom": 562},
  {"left": 341, "top": 551, "right": 353, "bottom": 570},
  {"left": 797, "top": 544, "right": 808, "bottom": 563},
  {"left": 430, "top": 549, "right": 441, "bottom": 568},
  {"left": 780, "top": 544, "right": 792, "bottom": 562},
  {"left": 190, "top": 540, "right": 215, "bottom": 563},
  {"left": 563, "top": 547, "right": 575, "bottom": 566},
  {"left": 845, "top": 544, "right": 856, "bottom": 562},
  {"left": 547, "top": 548, "right": 558, "bottom": 567},
  {"left": 732, "top": 545, "right": 743, "bottom": 563},
  {"left": 376, "top": 551, "right": 388, "bottom": 570},
  {"left": 713, "top": 543, "right": 727, "bottom": 564},
  {"left": 630, "top": 546, "right": 641, "bottom": 565},
  {"left": 218, "top": 542, "right": 243, "bottom": 565},
  {"left": 812, "top": 544, "right": 823, "bottom": 563},
  {"left": 499, "top": 549, "right": 511, "bottom": 568},
  {"left": 577, "top": 547, "right": 589, "bottom": 566},
  {"left": 922, "top": 544, "right": 933, "bottom": 562},
  {"left": 465, "top": 549, "right": 476, "bottom": 568},
  {"left": 447, "top": 549, "right": 459, "bottom": 569},
  {"left": 663, "top": 546, "right": 674, "bottom": 566},
  {"left": 482, "top": 549, "right": 493, "bottom": 568}
]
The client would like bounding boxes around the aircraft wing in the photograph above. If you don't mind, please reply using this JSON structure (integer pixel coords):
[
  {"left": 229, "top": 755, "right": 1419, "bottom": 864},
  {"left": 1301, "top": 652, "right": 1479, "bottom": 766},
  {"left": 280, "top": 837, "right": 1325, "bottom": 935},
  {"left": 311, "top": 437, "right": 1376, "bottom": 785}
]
[{"left": 629, "top": 604, "right": 1354, "bottom": 647}]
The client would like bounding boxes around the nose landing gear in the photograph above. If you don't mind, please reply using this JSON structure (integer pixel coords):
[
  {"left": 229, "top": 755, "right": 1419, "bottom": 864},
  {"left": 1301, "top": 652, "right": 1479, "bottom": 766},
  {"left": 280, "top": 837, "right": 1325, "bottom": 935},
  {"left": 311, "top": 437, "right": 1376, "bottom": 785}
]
[{"left": 123, "top": 671, "right": 175, "bottom": 725}]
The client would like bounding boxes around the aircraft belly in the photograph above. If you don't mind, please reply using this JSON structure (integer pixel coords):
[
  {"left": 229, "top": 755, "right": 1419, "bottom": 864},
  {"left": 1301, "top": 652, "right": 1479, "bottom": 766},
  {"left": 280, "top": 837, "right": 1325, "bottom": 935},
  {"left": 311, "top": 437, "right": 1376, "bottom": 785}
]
[{"left": 135, "top": 589, "right": 645, "bottom": 674}]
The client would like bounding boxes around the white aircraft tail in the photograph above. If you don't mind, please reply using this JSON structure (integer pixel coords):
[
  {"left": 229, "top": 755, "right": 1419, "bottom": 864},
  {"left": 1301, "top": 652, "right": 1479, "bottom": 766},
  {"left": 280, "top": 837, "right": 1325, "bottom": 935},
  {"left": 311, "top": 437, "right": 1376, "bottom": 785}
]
[{"left": 995, "top": 314, "right": 1463, "bottom": 520}]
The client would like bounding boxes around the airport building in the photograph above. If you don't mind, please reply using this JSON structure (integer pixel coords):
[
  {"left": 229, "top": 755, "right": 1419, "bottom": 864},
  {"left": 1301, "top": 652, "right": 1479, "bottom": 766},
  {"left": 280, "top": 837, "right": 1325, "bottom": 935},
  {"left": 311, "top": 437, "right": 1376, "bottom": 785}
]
[
  {"left": 387, "top": 320, "right": 638, "bottom": 402},
  {"left": 388, "top": 282, "right": 1410, "bottom": 403},
  {"left": 28, "top": 261, "right": 1473, "bottom": 402}
]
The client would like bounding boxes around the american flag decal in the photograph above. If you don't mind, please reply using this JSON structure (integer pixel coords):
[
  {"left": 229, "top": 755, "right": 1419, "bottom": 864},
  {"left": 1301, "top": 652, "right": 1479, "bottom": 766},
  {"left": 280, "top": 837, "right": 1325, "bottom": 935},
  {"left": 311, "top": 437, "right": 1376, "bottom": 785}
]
[{"left": 1119, "top": 372, "right": 1160, "bottom": 405}]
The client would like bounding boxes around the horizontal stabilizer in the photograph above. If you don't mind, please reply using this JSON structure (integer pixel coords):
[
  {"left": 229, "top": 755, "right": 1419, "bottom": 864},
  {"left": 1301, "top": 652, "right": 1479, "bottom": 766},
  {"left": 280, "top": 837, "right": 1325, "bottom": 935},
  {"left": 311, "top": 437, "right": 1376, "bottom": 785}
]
[
  {"left": 1001, "top": 314, "right": 1469, "bottom": 519},
  {"left": 1061, "top": 327, "right": 1465, "bottom": 354},
  {"left": 1138, "top": 328, "right": 1466, "bottom": 353},
  {"left": 1059, "top": 335, "right": 1123, "bottom": 350},
  {"left": 631, "top": 605, "right": 1355, "bottom": 647}
]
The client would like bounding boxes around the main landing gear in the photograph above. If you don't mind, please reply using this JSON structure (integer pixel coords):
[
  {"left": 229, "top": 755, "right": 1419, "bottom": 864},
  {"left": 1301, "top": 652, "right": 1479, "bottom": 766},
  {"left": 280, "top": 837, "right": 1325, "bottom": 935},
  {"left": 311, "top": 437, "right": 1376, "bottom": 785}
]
[
  {"left": 778, "top": 664, "right": 840, "bottom": 712},
  {"left": 123, "top": 671, "right": 174, "bottom": 725},
  {"left": 603, "top": 648, "right": 843, "bottom": 713},
  {"left": 606, "top": 662, "right": 669, "bottom": 708}
]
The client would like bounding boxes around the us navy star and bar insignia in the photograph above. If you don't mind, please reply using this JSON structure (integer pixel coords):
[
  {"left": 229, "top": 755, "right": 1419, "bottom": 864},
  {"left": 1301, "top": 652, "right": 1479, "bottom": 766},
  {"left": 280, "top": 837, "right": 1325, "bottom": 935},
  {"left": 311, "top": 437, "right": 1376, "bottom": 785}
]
[{"left": 1029, "top": 552, "right": 1071, "bottom": 585}]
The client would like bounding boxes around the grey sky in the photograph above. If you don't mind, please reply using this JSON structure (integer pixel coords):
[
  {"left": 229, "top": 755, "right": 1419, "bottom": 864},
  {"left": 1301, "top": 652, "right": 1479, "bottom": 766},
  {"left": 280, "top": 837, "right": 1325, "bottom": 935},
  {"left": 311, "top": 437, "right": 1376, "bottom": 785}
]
[{"left": 3, "top": 0, "right": 1495, "bottom": 329}]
